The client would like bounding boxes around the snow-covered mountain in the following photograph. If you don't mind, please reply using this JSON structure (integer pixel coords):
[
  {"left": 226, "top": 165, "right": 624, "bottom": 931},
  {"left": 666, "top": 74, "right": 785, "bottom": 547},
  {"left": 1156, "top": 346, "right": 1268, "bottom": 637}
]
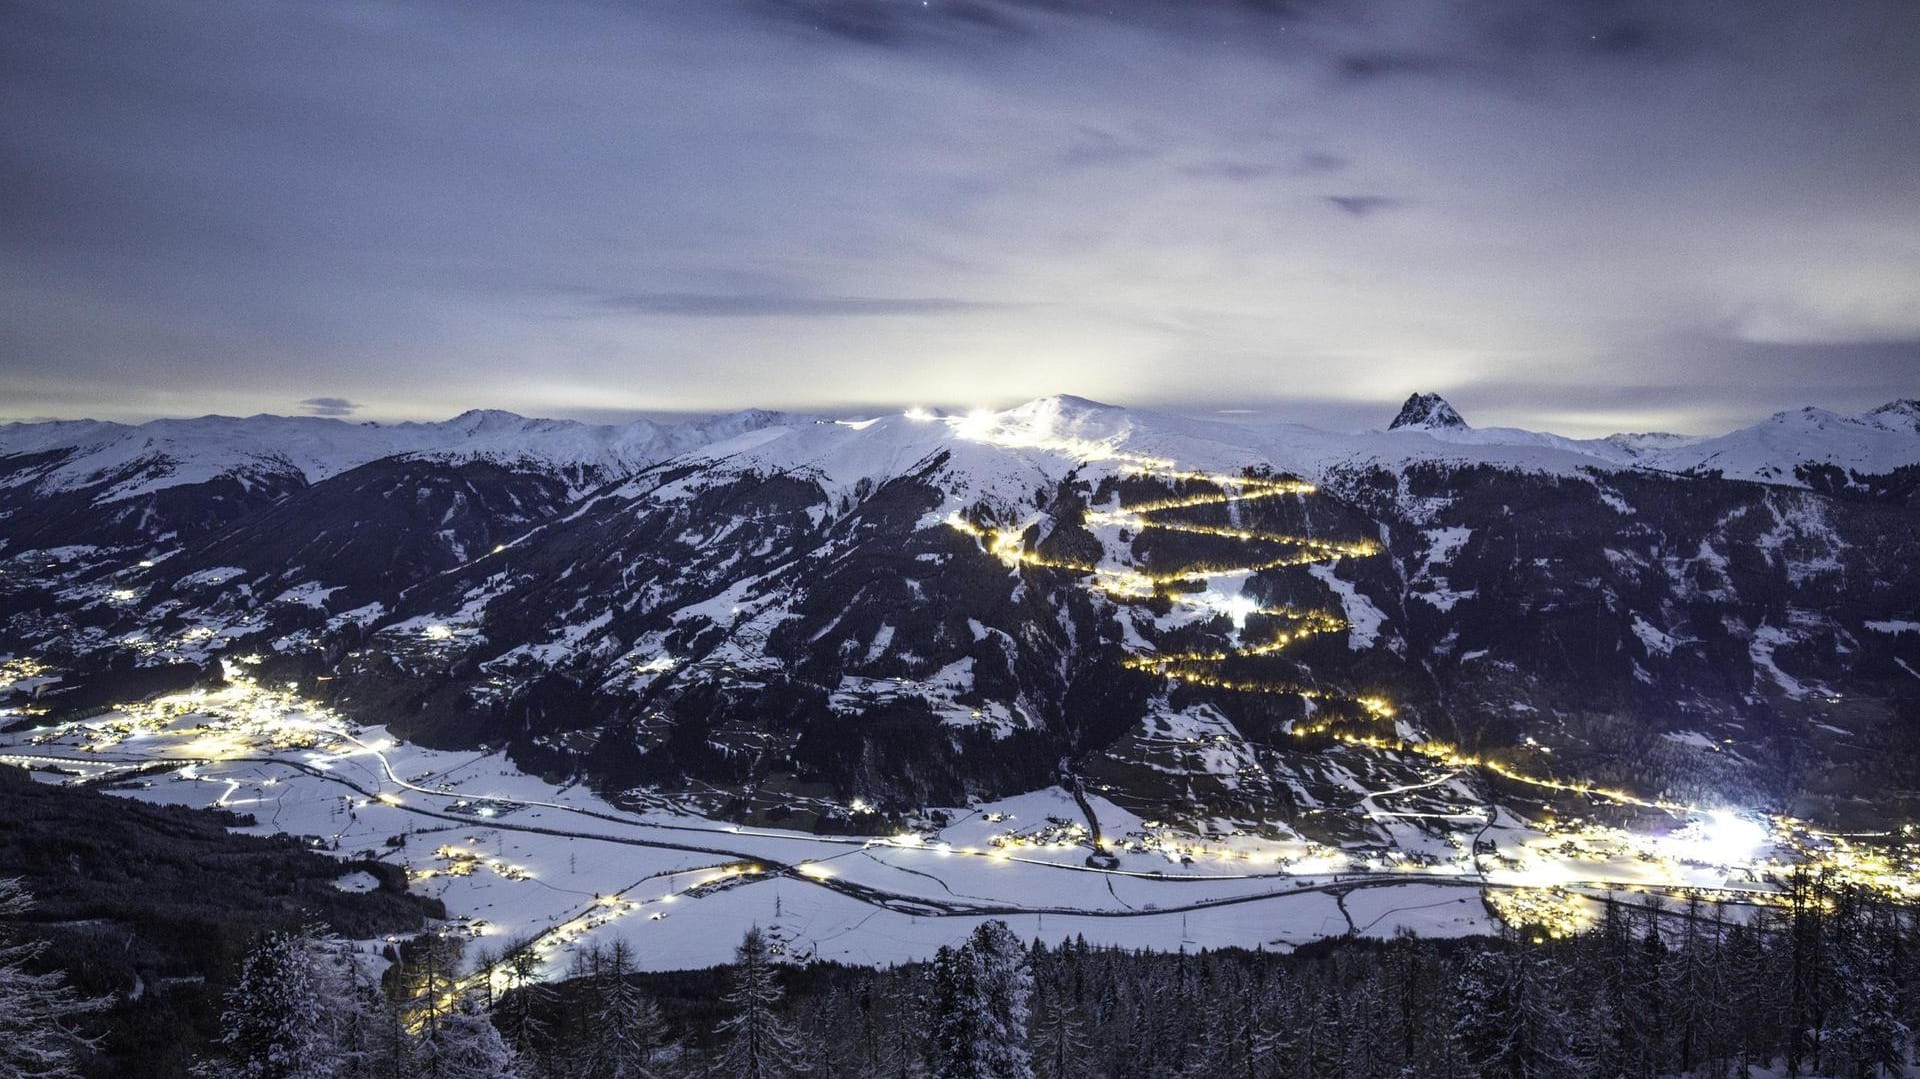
[
  {"left": 6, "top": 392, "right": 1912, "bottom": 513},
  {"left": 0, "top": 408, "right": 795, "bottom": 553},
  {"left": 1636, "top": 401, "right": 1920, "bottom": 487},
  {"left": 0, "top": 408, "right": 796, "bottom": 505},
  {"left": 4, "top": 393, "right": 1917, "bottom": 832},
  {"left": 1255, "top": 392, "right": 1920, "bottom": 490}
]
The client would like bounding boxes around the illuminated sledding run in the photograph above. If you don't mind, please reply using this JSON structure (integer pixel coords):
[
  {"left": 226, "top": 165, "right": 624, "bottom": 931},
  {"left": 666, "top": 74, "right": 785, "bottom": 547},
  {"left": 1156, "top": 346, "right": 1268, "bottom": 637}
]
[
  {"left": 948, "top": 454, "right": 1700, "bottom": 817},
  {"left": 947, "top": 457, "right": 1392, "bottom": 720}
]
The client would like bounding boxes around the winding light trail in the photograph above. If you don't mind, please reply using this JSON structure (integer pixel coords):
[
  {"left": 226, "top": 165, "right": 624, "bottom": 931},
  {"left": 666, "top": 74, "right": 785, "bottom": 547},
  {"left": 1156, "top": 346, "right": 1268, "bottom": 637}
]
[
  {"left": 947, "top": 457, "right": 1703, "bottom": 817},
  {"left": 947, "top": 464, "right": 1392, "bottom": 716}
]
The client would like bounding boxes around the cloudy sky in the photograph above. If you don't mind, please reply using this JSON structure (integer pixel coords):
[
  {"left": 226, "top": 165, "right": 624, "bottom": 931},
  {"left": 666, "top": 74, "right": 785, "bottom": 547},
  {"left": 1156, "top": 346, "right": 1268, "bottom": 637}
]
[{"left": 3, "top": 0, "right": 1916, "bottom": 435}]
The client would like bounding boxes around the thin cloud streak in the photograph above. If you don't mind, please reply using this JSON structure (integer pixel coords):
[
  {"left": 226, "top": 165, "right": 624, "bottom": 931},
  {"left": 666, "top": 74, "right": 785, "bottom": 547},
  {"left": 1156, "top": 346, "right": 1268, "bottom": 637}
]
[{"left": 588, "top": 293, "right": 1029, "bottom": 318}]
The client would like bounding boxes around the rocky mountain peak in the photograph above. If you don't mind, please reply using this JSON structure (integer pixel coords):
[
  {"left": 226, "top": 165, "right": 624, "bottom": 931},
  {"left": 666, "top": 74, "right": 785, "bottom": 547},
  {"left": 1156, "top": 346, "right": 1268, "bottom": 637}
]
[{"left": 1388, "top": 392, "right": 1469, "bottom": 431}]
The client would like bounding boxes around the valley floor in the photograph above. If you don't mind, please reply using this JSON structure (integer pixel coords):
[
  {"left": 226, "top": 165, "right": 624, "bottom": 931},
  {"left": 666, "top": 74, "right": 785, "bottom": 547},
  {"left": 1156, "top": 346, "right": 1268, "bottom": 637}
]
[{"left": 8, "top": 673, "right": 1906, "bottom": 982}]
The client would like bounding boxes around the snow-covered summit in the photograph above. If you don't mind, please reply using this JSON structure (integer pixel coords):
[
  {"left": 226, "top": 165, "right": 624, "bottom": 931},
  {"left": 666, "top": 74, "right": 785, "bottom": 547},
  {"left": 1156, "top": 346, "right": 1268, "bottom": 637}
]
[
  {"left": 606, "top": 391, "right": 1920, "bottom": 505},
  {"left": 1642, "top": 400, "right": 1920, "bottom": 484},
  {"left": 6, "top": 392, "right": 1916, "bottom": 512},
  {"left": 0, "top": 408, "right": 794, "bottom": 503},
  {"left": 1864, "top": 399, "right": 1920, "bottom": 434}
]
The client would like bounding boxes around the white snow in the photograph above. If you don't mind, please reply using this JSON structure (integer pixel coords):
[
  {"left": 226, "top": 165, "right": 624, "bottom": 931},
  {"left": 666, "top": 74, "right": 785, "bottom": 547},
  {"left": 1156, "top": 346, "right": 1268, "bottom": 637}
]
[
  {"left": 1630, "top": 615, "right": 1678, "bottom": 657},
  {"left": 1419, "top": 527, "right": 1470, "bottom": 565},
  {"left": 1748, "top": 624, "right": 1812, "bottom": 699},
  {"left": 1306, "top": 563, "right": 1384, "bottom": 649},
  {"left": 10, "top": 395, "right": 1915, "bottom": 532},
  {"left": 175, "top": 566, "right": 246, "bottom": 589},
  {"left": 0, "top": 408, "right": 794, "bottom": 504},
  {"left": 1647, "top": 403, "right": 1920, "bottom": 485},
  {"left": 1660, "top": 730, "right": 1720, "bottom": 752},
  {"left": 332, "top": 870, "right": 381, "bottom": 893},
  {"left": 2, "top": 674, "right": 1809, "bottom": 976},
  {"left": 272, "top": 582, "right": 341, "bottom": 609}
]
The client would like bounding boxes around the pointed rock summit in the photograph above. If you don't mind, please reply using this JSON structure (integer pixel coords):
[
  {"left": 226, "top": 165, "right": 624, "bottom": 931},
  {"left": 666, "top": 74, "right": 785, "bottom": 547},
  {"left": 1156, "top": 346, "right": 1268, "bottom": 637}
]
[{"left": 1388, "top": 392, "right": 1469, "bottom": 431}]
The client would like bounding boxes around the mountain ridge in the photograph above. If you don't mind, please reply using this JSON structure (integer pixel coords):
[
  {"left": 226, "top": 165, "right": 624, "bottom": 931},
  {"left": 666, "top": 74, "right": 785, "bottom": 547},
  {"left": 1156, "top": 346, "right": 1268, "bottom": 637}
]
[
  {"left": 5, "top": 390, "right": 1917, "bottom": 836},
  {"left": 8, "top": 393, "right": 1916, "bottom": 503}
]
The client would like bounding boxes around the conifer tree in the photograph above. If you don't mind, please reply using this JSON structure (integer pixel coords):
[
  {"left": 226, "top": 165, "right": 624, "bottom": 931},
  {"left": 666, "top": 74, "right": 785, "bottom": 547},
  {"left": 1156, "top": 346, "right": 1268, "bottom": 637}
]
[
  {"left": 493, "top": 941, "right": 553, "bottom": 1071},
  {"left": 715, "top": 926, "right": 805, "bottom": 1079},
  {"left": 420, "top": 993, "right": 520, "bottom": 1079},
  {"left": 0, "top": 878, "right": 103, "bottom": 1079},
  {"left": 204, "top": 929, "right": 329, "bottom": 1079},
  {"left": 931, "top": 922, "right": 1035, "bottom": 1079},
  {"left": 399, "top": 934, "right": 467, "bottom": 1055},
  {"left": 1449, "top": 947, "right": 1579, "bottom": 1079},
  {"left": 572, "top": 940, "right": 668, "bottom": 1079},
  {"left": 1028, "top": 993, "right": 1091, "bottom": 1079},
  {"left": 932, "top": 944, "right": 985, "bottom": 1079},
  {"left": 1830, "top": 900, "right": 1910, "bottom": 1079}
]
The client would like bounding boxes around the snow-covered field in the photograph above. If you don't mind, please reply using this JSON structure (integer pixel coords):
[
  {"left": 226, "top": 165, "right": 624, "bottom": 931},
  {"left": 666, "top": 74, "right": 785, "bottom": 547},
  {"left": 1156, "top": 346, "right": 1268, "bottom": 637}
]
[{"left": 3, "top": 673, "right": 1847, "bottom": 979}]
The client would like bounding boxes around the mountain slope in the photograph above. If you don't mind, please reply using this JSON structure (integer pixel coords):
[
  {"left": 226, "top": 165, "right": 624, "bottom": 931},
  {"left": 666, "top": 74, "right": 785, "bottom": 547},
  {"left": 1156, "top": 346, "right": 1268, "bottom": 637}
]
[
  {"left": 0, "top": 409, "right": 795, "bottom": 552},
  {"left": 4, "top": 394, "right": 1917, "bottom": 834}
]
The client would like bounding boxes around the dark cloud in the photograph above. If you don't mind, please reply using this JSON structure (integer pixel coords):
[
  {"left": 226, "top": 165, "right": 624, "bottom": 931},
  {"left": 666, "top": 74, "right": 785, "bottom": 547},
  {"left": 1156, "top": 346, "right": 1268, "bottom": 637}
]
[
  {"left": 745, "top": 0, "right": 1029, "bottom": 49},
  {"left": 1326, "top": 195, "right": 1402, "bottom": 217},
  {"left": 1336, "top": 51, "right": 1483, "bottom": 84},
  {"left": 1183, "top": 160, "right": 1286, "bottom": 182},
  {"left": 747, "top": 0, "right": 1308, "bottom": 49},
  {"left": 1297, "top": 151, "right": 1349, "bottom": 174},
  {"left": 300, "top": 397, "right": 362, "bottom": 417},
  {"left": 1183, "top": 152, "right": 1348, "bottom": 182},
  {"left": 1479, "top": 8, "right": 1697, "bottom": 64}
]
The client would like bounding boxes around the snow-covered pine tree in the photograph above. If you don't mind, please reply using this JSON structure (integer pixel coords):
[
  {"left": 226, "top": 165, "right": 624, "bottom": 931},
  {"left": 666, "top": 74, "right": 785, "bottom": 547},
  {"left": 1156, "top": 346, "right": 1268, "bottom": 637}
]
[
  {"left": 932, "top": 945, "right": 983, "bottom": 1079},
  {"left": 1785, "top": 867, "right": 1834, "bottom": 1078},
  {"left": 1697, "top": 901, "right": 1738, "bottom": 1078},
  {"left": 201, "top": 924, "right": 399, "bottom": 1079},
  {"left": 1828, "top": 899, "right": 1910, "bottom": 1079},
  {"left": 968, "top": 922, "right": 1035, "bottom": 1079},
  {"left": 715, "top": 926, "right": 806, "bottom": 1079},
  {"left": 1380, "top": 929, "right": 1450, "bottom": 1078},
  {"left": 1666, "top": 887, "right": 1712, "bottom": 1067},
  {"left": 204, "top": 929, "right": 330, "bottom": 1079},
  {"left": 1027, "top": 993, "right": 1091, "bottom": 1079},
  {"left": 1339, "top": 970, "right": 1391, "bottom": 1079},
  {"left": 310, "top": 936, "right": 402, "bottom": 1079},
  {"left": 0, "top": 877, "right": 104, "bottom": 1079},
  {"left": 1295, "top": 983, "right": 1346, "bottom": 1078},
  {"left": 800, "top": 986, "right": 869, "bottom": 1078},
  {"left": 1722, "top": 916, "right": 1776, "bottom": 1074},
  {"left": 871, "top": 975, "right": 930, "bottom": 1079},
  {"left": 933, "top": 922, "right": 1034, "bottom": 1079},
  {"left": 1448, "top": 947, "right": 1579, "bottom": 1079},
  {"left": 1632, "top": 897, "right": 1673, "bottom": 1077},
  {"left": 846, "top": 983, "right": 888, "bottom": 1079},
  {"left": 419, "top": 993, "right": 521, "bottom": 1079}
]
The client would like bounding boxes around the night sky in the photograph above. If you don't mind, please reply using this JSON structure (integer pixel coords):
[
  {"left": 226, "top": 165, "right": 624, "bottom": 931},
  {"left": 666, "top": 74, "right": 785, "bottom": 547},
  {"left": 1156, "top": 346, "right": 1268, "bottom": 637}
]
[{"left": 3, "top": 1, "right": 1916, "bottom": 434}]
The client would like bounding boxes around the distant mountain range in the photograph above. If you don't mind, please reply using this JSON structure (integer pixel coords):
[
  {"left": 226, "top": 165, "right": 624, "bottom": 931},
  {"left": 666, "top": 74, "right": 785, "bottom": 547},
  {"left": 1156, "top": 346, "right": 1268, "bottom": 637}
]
[
  {"left": 4, "top": 393, "right": 1917, "bottom": 833},
  {"left": 6, "top": 394, "right": 1917, "bottom": 508}
]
